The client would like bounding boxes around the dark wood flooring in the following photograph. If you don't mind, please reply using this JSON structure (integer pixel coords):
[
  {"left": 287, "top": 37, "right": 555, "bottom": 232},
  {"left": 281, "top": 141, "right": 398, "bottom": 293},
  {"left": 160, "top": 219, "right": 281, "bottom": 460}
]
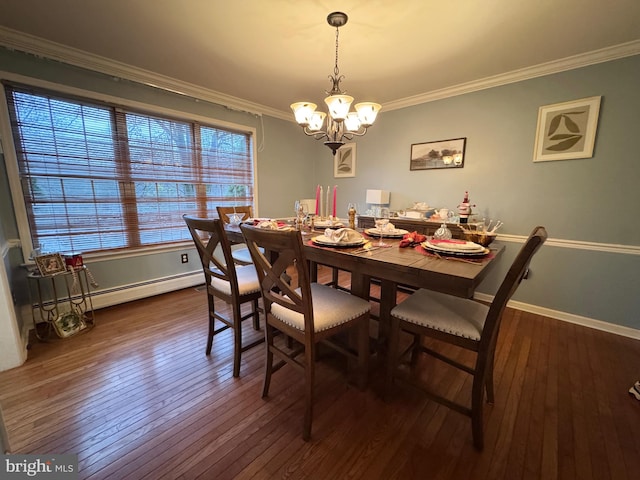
[{"left": 1, "top": 266, "right": 639, "bottom": 479}]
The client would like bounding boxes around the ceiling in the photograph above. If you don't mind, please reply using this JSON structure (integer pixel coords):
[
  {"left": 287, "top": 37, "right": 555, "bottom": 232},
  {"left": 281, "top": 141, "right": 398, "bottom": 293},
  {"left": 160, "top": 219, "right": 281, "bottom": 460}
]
[{"left": 1, "top": 0, "right": 639, "bottom": 119}]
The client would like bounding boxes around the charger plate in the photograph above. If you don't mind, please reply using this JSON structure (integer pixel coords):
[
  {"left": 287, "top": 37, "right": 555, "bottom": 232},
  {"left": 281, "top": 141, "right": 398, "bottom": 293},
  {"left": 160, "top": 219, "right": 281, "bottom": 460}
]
[{"left": 312, "top": 235, "right": 366, "bottom": 248}]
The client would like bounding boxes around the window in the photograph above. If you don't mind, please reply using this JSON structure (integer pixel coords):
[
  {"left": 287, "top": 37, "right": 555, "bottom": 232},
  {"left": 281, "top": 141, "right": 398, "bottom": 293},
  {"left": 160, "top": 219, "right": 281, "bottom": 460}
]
[{"left": 4, "top": 83, "right": 254, "bottom": 255}]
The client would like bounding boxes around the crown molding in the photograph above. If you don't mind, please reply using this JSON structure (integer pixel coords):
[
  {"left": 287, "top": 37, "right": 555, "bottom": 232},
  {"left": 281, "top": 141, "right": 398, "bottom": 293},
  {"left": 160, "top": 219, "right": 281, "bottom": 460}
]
[
  {"left": 0, "top": 26, "right": 290, "bottom": 121},
  {"left": 383, "top": 40, "right": 640, "bottom": 111},
  {"left": 1, "top": 27, "right": 639, "bottom": 120}
]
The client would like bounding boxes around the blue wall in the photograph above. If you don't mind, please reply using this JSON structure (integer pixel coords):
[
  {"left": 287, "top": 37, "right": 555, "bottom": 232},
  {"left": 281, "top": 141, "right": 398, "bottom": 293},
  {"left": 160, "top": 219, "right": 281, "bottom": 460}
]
[{"left": 1, "top": 47, "right": 639, "bottom": 334}]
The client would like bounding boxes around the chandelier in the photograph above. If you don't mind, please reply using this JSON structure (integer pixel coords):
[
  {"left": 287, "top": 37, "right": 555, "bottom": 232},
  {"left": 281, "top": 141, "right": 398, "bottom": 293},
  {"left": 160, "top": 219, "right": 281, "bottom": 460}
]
[{"left": 290, "top": 12, "right": 382, "bottom": 155}]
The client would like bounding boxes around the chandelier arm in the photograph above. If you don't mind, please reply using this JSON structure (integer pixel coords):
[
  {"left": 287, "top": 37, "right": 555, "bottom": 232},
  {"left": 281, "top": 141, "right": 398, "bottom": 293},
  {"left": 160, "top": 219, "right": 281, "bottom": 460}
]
[
  {"left": 301, "top": 127, "right": 329, "bottom": 140},
  {"left": 343, "top": 127, "right": 370, "bottom": 138}
]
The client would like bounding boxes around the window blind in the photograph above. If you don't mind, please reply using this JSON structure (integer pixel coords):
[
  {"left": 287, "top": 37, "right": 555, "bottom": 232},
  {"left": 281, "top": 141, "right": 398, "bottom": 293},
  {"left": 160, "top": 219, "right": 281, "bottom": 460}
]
[{"left": 4, "top": 83, "right": 254, "bottom": 255}]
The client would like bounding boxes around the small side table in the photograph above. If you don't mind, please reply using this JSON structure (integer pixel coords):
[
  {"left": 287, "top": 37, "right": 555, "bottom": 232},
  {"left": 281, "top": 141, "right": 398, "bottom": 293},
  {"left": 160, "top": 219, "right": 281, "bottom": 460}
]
[{"left": 27, "top": 266, "right": 96, "bottom": 340}]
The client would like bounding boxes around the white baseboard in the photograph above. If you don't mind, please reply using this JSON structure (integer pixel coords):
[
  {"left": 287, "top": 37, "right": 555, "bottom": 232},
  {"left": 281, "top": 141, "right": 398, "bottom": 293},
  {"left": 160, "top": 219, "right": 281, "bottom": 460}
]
[
  {"left": 474, "top": 293, "right": 640, "bottom": 340},
  {"left": 89, "top": 271, "right": 203, "bottom": 310},
  {"left": 20, "top": 271, "right": 204, "bottom": 331}
]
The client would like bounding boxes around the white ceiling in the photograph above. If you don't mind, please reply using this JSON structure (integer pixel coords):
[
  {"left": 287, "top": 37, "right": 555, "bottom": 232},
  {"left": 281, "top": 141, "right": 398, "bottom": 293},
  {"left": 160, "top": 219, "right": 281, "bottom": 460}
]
[{"left": 1, "top": 0, "right": 639, "bottom": 119}]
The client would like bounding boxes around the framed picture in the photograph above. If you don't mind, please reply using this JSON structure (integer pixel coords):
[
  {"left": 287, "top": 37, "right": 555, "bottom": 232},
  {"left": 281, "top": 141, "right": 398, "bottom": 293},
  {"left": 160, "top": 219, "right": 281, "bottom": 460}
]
[
  {"left": 410, "top": 137, "right": 466, "bottom": 170},
  {"left": 53, "top": 310, "right": 87, "bottom": 338},
  {"left": 35, "top": 253, "right": 67, "bottom": 276},
  {"left": 533, "top": 96, "right": 601, "bottom": 162},
  {"left": 334, "top": 143, "right": 356, "bottom": 178}
]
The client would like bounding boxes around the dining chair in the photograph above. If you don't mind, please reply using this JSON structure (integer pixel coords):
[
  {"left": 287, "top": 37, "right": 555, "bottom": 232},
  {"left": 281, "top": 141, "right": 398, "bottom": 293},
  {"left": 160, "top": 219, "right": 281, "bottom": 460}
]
[
  {"left": 216, "top": 205, "right": 255, "bottom": 265},
  {"left": 386, "top": 225, "right": 547, "bottom": 450},
  {"left": 183, "top": 214, "right": 263, "bottom": 377},
  {"left": 239, "top": 224, "right": 370, "bottom": 441}
]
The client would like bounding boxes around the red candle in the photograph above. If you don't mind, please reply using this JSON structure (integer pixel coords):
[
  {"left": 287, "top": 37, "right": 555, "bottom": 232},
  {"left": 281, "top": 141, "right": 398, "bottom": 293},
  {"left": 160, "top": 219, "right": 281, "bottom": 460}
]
[
  {"left": 332, "top": 185, "right": 337, "bottom": 218},
  {"left": 315, "top": 185, "right": 320, "bottom": 215}
]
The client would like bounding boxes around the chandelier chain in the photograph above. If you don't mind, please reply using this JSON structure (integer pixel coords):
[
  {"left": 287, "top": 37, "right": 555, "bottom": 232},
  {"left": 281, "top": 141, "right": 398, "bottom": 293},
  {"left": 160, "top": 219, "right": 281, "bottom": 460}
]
[{"left": 334, "top": 26, "right": 340, "bottom": 78}]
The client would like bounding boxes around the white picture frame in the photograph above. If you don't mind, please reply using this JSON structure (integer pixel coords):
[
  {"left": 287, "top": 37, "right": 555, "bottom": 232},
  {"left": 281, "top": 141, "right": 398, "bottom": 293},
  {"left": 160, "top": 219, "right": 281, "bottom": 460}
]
[
  {"left": 533, "top": 96, "right": 601, "bottom": 162},
  {"left": 334, "top": 143, "right": 356, "bottom": 178}
]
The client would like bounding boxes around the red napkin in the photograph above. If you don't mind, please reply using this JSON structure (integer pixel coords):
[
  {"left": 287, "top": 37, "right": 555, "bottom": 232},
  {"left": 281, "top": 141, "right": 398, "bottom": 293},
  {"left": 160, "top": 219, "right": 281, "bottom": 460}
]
[{"left": 399, "top": 231, "right": 427, "bottom": 248}]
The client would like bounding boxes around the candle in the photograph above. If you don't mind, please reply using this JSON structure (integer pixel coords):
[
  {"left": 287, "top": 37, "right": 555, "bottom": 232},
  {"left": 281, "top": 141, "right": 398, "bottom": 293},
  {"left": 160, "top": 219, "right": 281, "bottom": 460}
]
[
  {"left": 315, "top": 185, "right": 320, "bottom": 215},
  {"left": 332, "top": 185, "right": 337, "bottom": 218},
  {"left": 320, "top": 186, "right": 324, "bottom": 217},
  {"left": 326, "top": 185, "right": 330, "bottom": 219}
]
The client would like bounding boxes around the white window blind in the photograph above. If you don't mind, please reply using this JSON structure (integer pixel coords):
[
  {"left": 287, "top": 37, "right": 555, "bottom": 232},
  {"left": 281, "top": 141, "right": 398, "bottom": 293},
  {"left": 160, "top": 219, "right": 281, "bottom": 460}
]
[{"left": 4, "top": 83, "right": 254, "bottom": 255}]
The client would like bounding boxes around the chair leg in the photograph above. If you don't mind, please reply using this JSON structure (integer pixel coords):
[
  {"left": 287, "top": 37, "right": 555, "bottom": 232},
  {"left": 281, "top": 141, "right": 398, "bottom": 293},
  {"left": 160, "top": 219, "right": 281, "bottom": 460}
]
[
  {"left": 302, "top": 344, "right": 315, "bottom": 441},
  {"left": 485, "top": 352, "right": 495, "bottom": 404},
  {"left": 357, "top": 317, "right": 370, "bottom": 390},
  {"left": 385, "top": 316, "right": 401, "bottom": 397},
  {"left": 331, "top": 268, "right": 339, "bottom": 288},
  {"left": 206, "top": 293, "right": 215, "bottom": 355},
  {"left": 471, "top": 375, "right": 485, "bottom": 450},
  {"left": 252, "top": 299, "right": 260, "bottom": 330},
  {"left": 410, "top": 333, "right": 421, "bottom": 366},
  {"left": 262, "top": 325, "right": 274, "bottom": 398},
  {"left": 232, "top": 303, "right": 242, "bottom": 378}
]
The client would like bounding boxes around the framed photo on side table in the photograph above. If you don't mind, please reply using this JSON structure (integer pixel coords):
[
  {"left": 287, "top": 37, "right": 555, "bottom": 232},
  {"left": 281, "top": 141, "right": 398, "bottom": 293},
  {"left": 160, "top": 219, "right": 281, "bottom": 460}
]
[
  {"left": 35, "top": 253, "right": 67, "bottom": 276},
  {"left": 334, "top": 143, "right": 356, "bottom": 178},
  {"left": 533, "top": 96, "right": 601, "bottom": 162}
]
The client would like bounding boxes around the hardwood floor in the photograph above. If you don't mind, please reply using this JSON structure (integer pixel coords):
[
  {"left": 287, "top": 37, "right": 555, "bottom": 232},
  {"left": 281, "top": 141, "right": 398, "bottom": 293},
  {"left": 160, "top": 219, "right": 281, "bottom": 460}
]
[{"left": 1, "top": 266, "right": 639, "bottom": 479}]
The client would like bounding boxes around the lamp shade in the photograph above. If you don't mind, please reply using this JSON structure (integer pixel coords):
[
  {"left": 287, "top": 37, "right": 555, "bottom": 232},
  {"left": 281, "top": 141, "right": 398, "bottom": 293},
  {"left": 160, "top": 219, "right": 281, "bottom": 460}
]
[
  {"left": 365, "top": 189, "right": 390, "bottom": 204},
  {"left": 290, "top": 102, "right": 317, "bottom": 125},
  {"left": 355, "top": 102, "right": 381, "bottom": 126},
  {"left": 325, "top": 94, "right": 354, "bottom": 120}
]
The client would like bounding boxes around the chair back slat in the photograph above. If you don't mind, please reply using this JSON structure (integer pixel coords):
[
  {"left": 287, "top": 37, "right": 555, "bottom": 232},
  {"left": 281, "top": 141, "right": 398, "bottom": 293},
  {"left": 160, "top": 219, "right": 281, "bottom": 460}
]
[
  {"left": 240, "top": 225, "right": 314, "bottom": 333},
  {"left": 481, "top": 226, "right": 547, "bottom": 349},
  {"left": 183, "top": 215, "right": 239, "bottom": 293},
  {"left": 217, "top": 206, "right": 253, "bottom": 224}
]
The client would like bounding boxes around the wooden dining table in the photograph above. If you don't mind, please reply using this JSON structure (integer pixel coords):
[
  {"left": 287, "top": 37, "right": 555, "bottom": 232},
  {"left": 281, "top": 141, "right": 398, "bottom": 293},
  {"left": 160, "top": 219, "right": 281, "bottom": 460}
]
[{"left": 226, "top": 223, "right": 505, "bottom": 348}]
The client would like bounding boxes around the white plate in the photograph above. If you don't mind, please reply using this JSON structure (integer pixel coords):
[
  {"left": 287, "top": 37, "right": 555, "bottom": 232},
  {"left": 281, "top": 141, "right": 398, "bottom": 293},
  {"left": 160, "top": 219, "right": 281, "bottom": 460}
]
[
  {"left": 421, "top": 242, "right": 491, "bottom": 258},
  {"left": 425, "top": 240, "right": 486, "bottom": 253},
  {"left": 365, "top": 228, "right": 409, "bottom": 238},
  {"left": 312, "top": 235, "right": 365, "bottom": 247},
  {"left": 314, "top": 220, "right": 344, "bottom": 228}
]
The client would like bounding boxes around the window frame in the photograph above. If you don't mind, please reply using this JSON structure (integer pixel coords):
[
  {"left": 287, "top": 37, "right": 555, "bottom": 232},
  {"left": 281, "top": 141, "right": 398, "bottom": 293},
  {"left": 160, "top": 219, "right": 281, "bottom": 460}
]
[{"left": 0, "top": 73, "right": 258, "bottom": 262}]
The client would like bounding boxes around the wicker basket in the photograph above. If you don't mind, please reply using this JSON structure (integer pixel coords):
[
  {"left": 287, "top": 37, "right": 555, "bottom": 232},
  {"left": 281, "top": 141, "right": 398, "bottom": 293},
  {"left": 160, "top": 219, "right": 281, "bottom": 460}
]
[{"left": 463, "top": 231, "right": 497, "bottom": 247}]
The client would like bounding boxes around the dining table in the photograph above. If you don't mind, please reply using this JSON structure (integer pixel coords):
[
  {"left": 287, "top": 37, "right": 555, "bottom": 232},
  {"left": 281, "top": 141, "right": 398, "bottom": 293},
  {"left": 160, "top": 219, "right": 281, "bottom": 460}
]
[{"left": 225, "top": 222, "right": 505, "bottom": 350}]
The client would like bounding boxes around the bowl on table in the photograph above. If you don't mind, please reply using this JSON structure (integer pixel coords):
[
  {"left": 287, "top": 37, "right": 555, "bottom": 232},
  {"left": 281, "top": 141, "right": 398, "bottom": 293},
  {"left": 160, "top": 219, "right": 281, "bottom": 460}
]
[{"left": 463, "top": 231, "right": 497, "bottom": 247}]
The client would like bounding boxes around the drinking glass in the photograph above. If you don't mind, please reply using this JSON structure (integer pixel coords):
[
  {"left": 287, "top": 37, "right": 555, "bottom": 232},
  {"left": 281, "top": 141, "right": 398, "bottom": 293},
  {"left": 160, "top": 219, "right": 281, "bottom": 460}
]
[{"left": 374, "top": 207, "right": 390, "bottom": 246}]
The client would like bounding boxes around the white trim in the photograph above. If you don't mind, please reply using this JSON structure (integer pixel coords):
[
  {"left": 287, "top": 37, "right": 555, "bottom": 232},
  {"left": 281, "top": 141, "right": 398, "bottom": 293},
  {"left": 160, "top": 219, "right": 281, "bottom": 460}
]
[
  {"left": 0, "top": 73, "right": 258, "bottom": 261},
  {"left": 0, "top": 27, "right": 286, "bottom": 120},
  {"left": 20, "top": 271, "right": 204, "bottom": 331},
  {"left": 384, "top": 40, "right": 640, "bottom": 111},
  {"left": 494, "top": 233, "right": 640, "bottom": 255},
  {"left": 2, "top": 27, "right": 639, "bottom": 119},
  {"left": 0, "top": 83, "right": 33, "bottom": 258},
  {"left": 474, "top": 292, "right": 640, "bottom": 340},
  {"left": 89, "top": 272, "right": 203, "bottom": 311},
  {"left": 1, "top": 239, "right": 21, "bottom": 258}
]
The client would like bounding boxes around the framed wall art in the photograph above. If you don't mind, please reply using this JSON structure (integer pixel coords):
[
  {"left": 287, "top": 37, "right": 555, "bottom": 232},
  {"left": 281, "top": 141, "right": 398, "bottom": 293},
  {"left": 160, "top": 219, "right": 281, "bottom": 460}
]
[
  {"left": 334, "top": 143, "right": 356, "bottom": 178},
  {"left": 410, "top": 137, "right": 466, "bottom": 171},
  {"left": 35, "top": 253, "right": 67, "bottom": 276},
  {"left": 533, "top": 96, "right": 601, "bottom": 162}
]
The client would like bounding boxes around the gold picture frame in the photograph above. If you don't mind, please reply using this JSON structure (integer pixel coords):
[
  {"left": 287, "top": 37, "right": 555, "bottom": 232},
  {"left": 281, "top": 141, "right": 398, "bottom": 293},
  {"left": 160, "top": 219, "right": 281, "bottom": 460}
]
[
  {"left": 533, "top": 96, "right": 601, "bottom": 162},
  {"left": 35, "top": 253, "right": 67, "bottom": 276}
]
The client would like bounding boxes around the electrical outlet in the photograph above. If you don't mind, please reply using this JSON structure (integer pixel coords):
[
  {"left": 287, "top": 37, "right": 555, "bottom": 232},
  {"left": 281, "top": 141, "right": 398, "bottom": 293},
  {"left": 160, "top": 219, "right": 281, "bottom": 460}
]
[{"left": 181, "top": 253, "right": 188, "bottom": 264}]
